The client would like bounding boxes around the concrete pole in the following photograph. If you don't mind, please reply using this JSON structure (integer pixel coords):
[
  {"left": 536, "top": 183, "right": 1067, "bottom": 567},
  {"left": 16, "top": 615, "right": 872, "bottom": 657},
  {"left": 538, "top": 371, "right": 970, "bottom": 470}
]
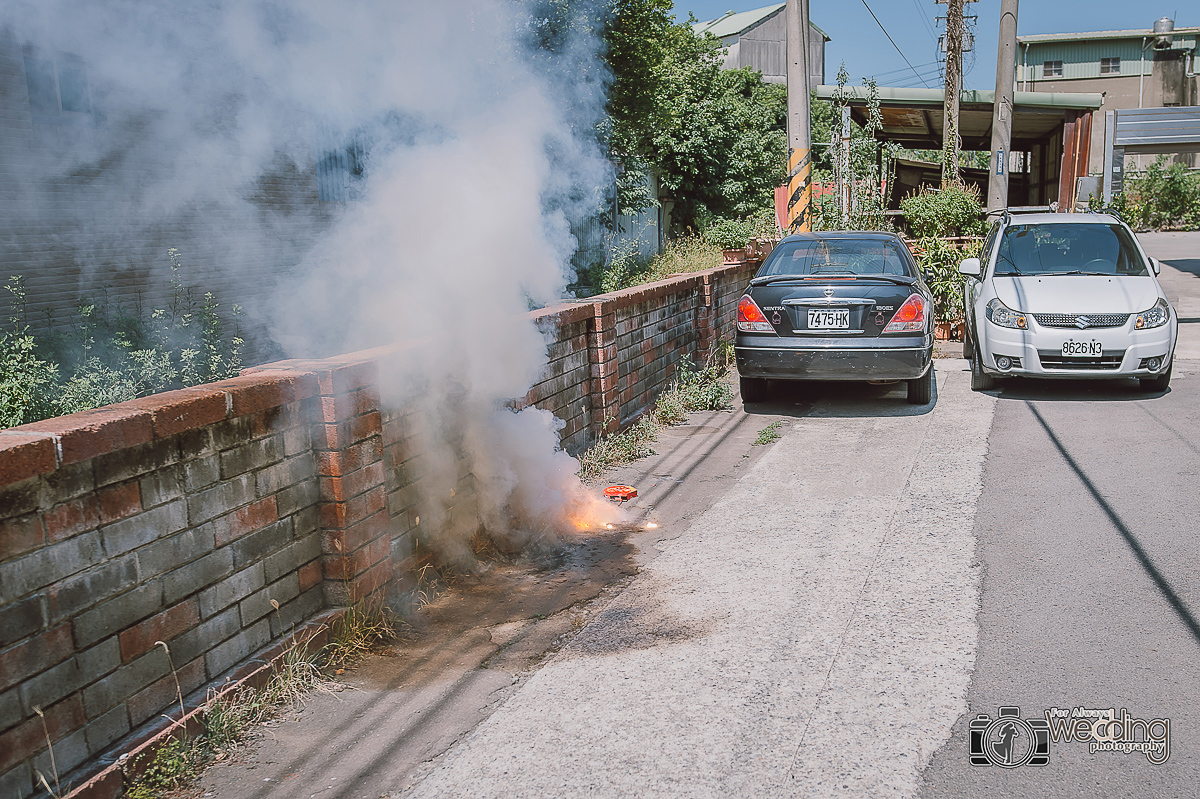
[
  {"left": 786, "top": 0, "right": 812, "bottom": 231},
  {"left": 942, "top": 0, "right": 964, "bottom": 184},
  {"left": 986, "top": 0, "right": 1019, "bottom": 212}
]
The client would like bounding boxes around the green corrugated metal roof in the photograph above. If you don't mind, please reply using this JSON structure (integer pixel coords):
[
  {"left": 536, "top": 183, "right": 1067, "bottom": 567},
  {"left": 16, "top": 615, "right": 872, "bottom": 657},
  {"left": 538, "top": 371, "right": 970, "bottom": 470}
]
[
  {"left": 693, "top": 4, "right": 829, "bottom": 41},
  {"left": 1018, "top": 26, "right": 1200, "bottom": 43},
  {"left": 814, "top": 85, "right": 1103, "bottom": 110}
]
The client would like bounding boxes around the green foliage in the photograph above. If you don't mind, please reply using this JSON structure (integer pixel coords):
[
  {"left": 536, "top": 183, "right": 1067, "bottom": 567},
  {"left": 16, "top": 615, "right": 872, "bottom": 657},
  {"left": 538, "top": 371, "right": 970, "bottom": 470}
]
[
  {"left": 1118, "top": 157, "right": 1200, "bottom": 230},
  {"left": 811, "top": 68, "right": 898, "bottom": 232},
  {"left": 603, "top": 6, "right": 785, "bottom": 229},
  {"left": 0, "top": 277, "right": 59, "bottom": 428},
  {"left": 753, "top": 421, "right": 782, "bottom": 446},
  {"left": 701, "top": 210, "right": 776, "bottom": 250},
  {"left": 591, "top": 231, "right": 724, "bottom": 294},
  {"left": 910, "top": 238, "right": 983, "bottom": 324},
  {"left": 900, "top": 182, "right": 987, "bottom": 238},
  {"left": 124, "top": 737, "right": 204, "bottom": 799},
  {"left": 0, "top": 249, "right": 244, "bottom": 429}
]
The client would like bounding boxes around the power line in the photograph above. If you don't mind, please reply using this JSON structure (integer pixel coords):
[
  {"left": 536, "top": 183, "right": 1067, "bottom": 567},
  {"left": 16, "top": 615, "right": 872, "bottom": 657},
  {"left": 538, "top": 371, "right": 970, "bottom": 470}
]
[{"left": 858, "top": 0, "right": 931, "bottom": 88}]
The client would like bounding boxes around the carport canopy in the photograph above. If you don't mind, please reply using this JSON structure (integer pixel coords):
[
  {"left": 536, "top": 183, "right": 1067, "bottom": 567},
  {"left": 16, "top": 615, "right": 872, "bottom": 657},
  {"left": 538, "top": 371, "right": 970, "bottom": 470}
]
[{"left": 815, "top": 85, "right": 1103, "bottom": 151}]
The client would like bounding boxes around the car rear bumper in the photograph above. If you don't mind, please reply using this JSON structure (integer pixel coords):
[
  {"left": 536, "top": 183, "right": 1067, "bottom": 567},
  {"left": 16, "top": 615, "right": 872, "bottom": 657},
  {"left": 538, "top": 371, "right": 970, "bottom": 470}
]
[{"left": 735, "top": 334, "right": 932, "bottom": 381}]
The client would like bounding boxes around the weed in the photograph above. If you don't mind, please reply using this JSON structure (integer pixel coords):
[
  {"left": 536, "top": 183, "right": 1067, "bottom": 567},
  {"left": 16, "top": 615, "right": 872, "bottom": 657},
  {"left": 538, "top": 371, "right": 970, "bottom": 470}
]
[
  {"left": 32, "top": 706, "right": 62, "bottom": 799},
  {"left": 753, "top": 421, "right": 783, "bottom": 446},
  {"left": 325, "top": 594, "right": 397, "bottom": 669},
  {"left": 124, "top": 736, "right": 203, "bottom": 799},
  {"left": 577, "top": 345, "right": 735, "bottom": 481}
]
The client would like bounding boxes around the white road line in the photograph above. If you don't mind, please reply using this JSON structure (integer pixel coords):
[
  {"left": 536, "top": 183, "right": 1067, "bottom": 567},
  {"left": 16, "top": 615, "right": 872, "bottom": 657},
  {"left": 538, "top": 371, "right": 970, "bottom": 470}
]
[{"left": 401, "top": 362, "right": 998, "bottom": 799}]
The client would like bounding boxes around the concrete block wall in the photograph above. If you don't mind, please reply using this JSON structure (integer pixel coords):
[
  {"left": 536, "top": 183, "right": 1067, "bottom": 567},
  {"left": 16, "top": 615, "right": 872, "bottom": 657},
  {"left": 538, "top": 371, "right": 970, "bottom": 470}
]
[{"left": 0, "top": 256, "right": 761, "bottom": 796}]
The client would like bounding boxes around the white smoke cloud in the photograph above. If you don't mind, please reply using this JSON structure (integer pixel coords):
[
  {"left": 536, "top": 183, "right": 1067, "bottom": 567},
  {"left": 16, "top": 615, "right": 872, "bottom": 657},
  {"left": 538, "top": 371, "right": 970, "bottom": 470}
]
[{"left": 2, "top": 0, "right": 624, "bottom": 563}]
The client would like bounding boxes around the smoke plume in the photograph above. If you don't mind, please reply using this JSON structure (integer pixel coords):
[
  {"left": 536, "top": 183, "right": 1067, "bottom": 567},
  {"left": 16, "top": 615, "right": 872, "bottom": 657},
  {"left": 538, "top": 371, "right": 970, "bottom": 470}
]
[{"left": 3, "top": 0, "right": 623, "bottom": 565}]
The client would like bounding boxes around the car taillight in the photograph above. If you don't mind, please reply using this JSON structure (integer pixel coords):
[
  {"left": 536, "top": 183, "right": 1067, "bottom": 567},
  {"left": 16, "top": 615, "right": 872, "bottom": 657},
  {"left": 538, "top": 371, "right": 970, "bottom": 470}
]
[
  {"left": 883, "top": 294, "right": 927, "bottom": 333},
  {"left": 737, "top": 295, "right": 775, "bottom": 333}
]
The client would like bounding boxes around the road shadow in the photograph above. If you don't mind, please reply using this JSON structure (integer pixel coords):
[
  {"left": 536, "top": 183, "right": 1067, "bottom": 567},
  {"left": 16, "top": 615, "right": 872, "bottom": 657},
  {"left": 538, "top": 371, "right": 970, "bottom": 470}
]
[
  {"left": 741, "top": 369, "right": 939, "bottom": 419},
  {"left": 1163, "top": 258, "right": 1200, "bottom": 278},
  {"left": 986, "top": 374, "right": 1171, "bottom": 403}
]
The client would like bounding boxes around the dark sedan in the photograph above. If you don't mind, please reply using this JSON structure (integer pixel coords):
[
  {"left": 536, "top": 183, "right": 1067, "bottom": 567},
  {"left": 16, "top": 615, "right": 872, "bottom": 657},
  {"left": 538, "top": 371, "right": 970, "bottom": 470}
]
[{"left": 735, "top": 232, "right": 935, "bottom": 404}]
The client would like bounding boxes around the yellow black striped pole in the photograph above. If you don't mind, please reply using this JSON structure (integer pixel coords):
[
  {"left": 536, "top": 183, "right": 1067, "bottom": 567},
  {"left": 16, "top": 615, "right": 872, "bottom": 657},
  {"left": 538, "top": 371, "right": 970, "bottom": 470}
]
[{"left": 786, "top": 146, "right": 812, "bottom": 232}]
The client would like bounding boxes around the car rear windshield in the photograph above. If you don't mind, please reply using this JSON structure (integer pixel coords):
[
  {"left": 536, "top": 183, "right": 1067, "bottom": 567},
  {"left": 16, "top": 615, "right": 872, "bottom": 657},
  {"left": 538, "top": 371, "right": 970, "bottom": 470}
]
[
  {"left": 759, "top": 238, "right": 914, "bottom": 277},
  {"left": 994, "top": 223, "right": 1148, "bottom": 276}
]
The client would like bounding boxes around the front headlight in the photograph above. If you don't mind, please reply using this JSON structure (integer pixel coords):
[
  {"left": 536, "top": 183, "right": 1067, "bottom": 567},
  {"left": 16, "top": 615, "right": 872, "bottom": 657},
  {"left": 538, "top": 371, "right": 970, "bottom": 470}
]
[
  {"left": 1135, "top": 298, "right": 1171, "bottom": 330},
  {"left": 985, "top": 298, "right": 1028, "bottom": 330}
]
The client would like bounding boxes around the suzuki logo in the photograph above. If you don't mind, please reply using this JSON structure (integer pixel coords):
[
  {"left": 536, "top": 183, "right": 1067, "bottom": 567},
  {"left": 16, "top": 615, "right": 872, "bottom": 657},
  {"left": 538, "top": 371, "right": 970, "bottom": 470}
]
[
  {"left": 823, "top": 287, "right": 835, "bottom": 298},
  {"left": 1075, "top": 315, "right": 1092, "bottom": 329}
]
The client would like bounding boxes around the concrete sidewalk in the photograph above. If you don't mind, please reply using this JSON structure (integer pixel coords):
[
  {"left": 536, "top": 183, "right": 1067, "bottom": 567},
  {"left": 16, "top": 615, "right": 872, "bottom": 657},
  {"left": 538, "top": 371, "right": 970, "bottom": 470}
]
[{"left": 397, "top": 366, "right": 996, "bottom": 798}]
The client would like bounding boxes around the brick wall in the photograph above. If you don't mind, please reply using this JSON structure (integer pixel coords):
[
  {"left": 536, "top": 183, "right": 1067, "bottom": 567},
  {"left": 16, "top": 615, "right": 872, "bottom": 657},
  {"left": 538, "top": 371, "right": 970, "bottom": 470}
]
[{"left": 0, "top": 256, "right": 761, "bottom": 797}]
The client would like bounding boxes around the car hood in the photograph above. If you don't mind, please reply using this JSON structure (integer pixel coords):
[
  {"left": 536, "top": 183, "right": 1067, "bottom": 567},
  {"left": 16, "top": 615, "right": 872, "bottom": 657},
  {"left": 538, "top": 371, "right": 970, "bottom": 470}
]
[{"left": 991, "top": 275, "right": 1161, "bottom": 314}]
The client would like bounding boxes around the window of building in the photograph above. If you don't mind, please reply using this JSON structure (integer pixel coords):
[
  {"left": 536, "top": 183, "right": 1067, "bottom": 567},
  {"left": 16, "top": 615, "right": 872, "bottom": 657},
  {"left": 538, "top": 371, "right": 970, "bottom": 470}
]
[
  {"left": 1100, "top": 57, "right": 1120, "bottom": 74},
  {"left": 23, "top": 50, "right": 92, "bottom": 120},
  {"left": 1043, "top": 60, "right": 1063, "bottom": 78}
]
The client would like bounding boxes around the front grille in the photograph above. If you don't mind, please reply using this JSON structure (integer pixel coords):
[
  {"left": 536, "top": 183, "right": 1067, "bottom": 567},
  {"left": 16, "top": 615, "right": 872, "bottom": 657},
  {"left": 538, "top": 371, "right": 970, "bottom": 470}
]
[
  {"left": 1037, "top": 350, "right": 1126, "bottom": 370},
  {"left": 1032, "top": 312, "right": 1130, "bottom": 329}
]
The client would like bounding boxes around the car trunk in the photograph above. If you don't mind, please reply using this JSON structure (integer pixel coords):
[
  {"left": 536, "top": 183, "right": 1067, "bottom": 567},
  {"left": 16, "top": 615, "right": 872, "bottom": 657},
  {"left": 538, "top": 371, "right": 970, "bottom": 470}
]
[{"left": 752, "top": 280, "right": 917, "bottom": 337}]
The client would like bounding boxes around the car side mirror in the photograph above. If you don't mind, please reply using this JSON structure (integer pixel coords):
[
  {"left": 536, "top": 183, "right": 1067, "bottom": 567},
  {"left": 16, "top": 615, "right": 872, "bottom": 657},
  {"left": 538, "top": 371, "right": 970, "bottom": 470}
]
[
  {"left": 1149, "top": 257, "right": 1161, "bottom": 276},
  {"left": 958, "top": 257, "right": 982, "bottom": 277}
]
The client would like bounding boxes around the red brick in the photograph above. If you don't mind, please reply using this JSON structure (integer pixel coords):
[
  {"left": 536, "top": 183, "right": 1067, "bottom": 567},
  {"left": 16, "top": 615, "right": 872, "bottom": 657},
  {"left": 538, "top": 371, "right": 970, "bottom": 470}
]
[
  {"left": 213, "top": 497, "right": 278, "bottom": 547},
  {"left": 0, "top": 625, "right": 74, "bottom": 693},
  {"left": 316, "top": 360, "right": 378, "bottom": 397},
  {"left": 344, "top": 558, "right": 394, "bottom": 603},
  {"left": 98, "top": 481, "right": 142, "bottom": 524},
  {"left": 210, "top": 371, "right": 320, "bottom": 418},
  {"left": 298, "top": 560, "right": 322, "bottom": 593},
  {"left": 317, "top": 437, "right": 382, "bottom": 477},
  {"left": 126, "top": 656, "right": 205, "bottom": 727},
  {"left": 126, "top": 386, "right": 229, "bottom": 438},
  {"left": 0, "top": 514, "right": 44, "bottom": 560},
  {"left": 322, "top": 534, "right": 389, "bottom": 581},
  {"left": 0, "top": 432, "right": 58, "bottom": 485},
  {"left": 118, "top": 600, "right": 201, "bottom": 662},
  {"left": 323, "top": 510, "right": 387, "bottom": 553},
  {"left": 17, "top": 405, "right": 153, "bottom": 465},
  {"left": 347, "top": 412, "right": 382, "bottom": 443},
  {"left": 43, "top": 496, "right": 101, "bottom": 543},
  {"left": 320, "top": 485, "right": 385, "bottom": 530},
  {"left": 0, "top": 695, "right": 85, "bottom": 773},
  {"left": 319, "top": 462, "right": 385, "bottom": 503}
]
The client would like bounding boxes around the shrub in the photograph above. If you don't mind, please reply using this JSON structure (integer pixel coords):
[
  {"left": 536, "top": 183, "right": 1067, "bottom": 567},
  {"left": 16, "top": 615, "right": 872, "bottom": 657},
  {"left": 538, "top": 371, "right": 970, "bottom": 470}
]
[
  {"left": 900, "top": 182, "right": 987, "bottom": 238},
  {"left": 910, "top": 237, "right": 983, "bottom": 324},
  {"left": 0, "top": 249, "right": 244, "bottom": 428},
  {"left": 1121, "top": 157, "right": 1200, "bottom": 230}
]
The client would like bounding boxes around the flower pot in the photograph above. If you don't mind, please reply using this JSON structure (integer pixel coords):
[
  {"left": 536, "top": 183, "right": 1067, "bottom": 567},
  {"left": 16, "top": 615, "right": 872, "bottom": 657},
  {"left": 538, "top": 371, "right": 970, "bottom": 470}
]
[
  {"left": 722, "top": 246, "right": 752, "bottom": 263},
  {"left": 934, "top": 322, "right": 956, "bottom": 341}
]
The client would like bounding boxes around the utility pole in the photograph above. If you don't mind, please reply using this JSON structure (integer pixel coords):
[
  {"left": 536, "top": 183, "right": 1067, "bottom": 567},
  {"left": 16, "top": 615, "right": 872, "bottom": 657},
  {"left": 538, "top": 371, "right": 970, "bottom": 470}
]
[
  {"left": 942, "top": 0, "right": 965, "bottom": 184},
  {"left": 785, "top": 0, "right": 812, "bottom": 231},
  {"left": 987, "top": 0, "right": 1019, "bottom": 211}
]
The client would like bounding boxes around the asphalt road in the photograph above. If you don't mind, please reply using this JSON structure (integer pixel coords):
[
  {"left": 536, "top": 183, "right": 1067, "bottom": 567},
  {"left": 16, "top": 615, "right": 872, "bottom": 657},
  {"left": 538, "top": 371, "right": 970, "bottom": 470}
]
[
  {"left": 205, "top": 233, "right": 1200, "bottom": 799},
  {"left": 919, "top": 233, "right": 1200, "bottom": 797}
]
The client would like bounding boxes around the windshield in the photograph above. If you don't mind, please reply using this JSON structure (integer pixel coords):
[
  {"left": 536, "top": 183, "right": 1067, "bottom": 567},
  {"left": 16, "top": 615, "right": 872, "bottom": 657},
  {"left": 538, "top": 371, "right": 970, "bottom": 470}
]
[
  {"left": 994, "top": 223, "right": 1148, "bottom": 277},
  {"left": 759, "top": 238, "right": 914, "bottom": 277}
]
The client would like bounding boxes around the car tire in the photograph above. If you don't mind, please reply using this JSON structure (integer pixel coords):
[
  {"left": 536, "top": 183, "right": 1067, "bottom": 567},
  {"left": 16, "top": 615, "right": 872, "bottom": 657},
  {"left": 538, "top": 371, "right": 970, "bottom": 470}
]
[
  {"left": 907, "top": 366, "right": 933, "bottom": 404},
  {"left": 740, "top": 375, "right": 769, "bottom": 404},
  {"left": 1140, "top": 360, "right": 1172, "bottom": 392},
  {"left": 970, "top": 345, "right": 996, "bottom": 391}
]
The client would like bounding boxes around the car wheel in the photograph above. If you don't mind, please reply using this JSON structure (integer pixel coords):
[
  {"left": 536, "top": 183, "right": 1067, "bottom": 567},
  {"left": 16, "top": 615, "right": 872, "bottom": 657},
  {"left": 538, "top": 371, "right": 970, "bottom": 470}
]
[
  {"left": 963, "top": 329, "right": 974, "bottom": 362},
  {"left": 907, "top": 366, "right": 933, "bottom": 404},
  {"left": 970, "top": 345, "right": 995, "bottom": 391},
  {"left": 740, "top": 375, "right": 769, "bottom": 403},
  {"left": 1139, "top": 360, "right": 1172, "bottom": 392}
]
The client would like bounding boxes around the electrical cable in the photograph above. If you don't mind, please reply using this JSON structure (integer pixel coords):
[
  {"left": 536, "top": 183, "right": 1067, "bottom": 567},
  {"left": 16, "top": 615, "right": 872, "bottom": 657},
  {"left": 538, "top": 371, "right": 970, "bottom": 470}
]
[{"left": 858, "top": 0, "right": 931, "bottom": 87}]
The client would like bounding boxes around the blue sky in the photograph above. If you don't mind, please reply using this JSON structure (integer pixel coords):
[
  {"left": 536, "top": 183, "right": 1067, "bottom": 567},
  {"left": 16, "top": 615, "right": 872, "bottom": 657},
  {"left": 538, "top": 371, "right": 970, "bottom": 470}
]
[{"left": 672, "top": 1, "right": 1190, "bottom": 90}]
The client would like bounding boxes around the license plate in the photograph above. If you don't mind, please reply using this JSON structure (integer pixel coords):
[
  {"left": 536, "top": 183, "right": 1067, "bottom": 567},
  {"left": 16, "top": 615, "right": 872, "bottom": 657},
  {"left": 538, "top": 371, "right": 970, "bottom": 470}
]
[
  {"left": 1062, "top": 340, "right": 1103, "bottom": 357},
  {"left": 808, "top": 308, "right": 850, "bottom": 329}
]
